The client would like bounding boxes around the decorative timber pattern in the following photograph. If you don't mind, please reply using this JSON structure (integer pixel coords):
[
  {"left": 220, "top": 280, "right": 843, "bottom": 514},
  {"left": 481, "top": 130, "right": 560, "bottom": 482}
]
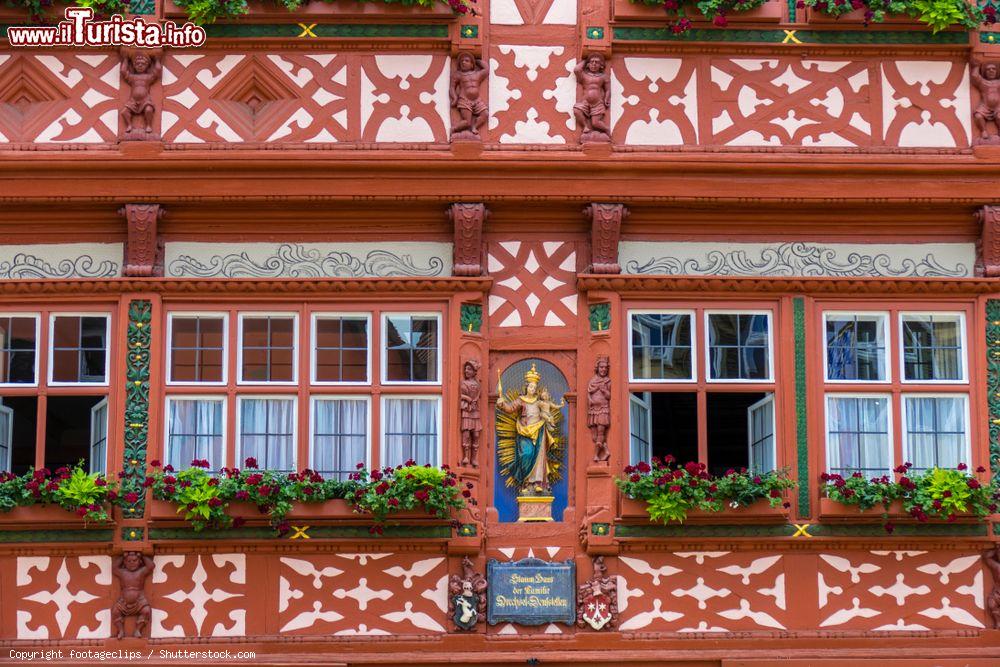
[
  {"left": 989, "top": 299, "right": 1000, "bottom": 476},
  {"left": 152, "top": 554, "right": 246, "bottom": 638},
  {"left": 122, "top": 300, "right": 152, "bottom": 518},
  {"left": 16, "top": 556, "right": 112, "bottom": 639}
]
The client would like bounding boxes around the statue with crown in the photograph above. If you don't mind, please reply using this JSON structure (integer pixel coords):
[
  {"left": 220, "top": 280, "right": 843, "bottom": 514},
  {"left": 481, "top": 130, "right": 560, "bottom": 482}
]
[{"left": 496, "top": 363, "right": 566, "bottom": 522}]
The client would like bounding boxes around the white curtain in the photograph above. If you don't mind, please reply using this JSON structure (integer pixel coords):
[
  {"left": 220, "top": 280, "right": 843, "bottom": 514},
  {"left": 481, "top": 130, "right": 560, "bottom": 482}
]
[
  {"left": 313, "top": 398, "right": 367, "bottom": 479},
  {"left": 383, "top": 398, "right": 438, "bottom": 467},
  {"left": 827, "top": 396, "right": 890, "bottom": 476},
  {"left": 168, "top": 399, "right": 223, "bottom": 469},
  {"left": 240, "top": 398, "right": 294, "bottom": 471},
  {"left": 905, "top": 396, "right": 966, "bottom": 470}
]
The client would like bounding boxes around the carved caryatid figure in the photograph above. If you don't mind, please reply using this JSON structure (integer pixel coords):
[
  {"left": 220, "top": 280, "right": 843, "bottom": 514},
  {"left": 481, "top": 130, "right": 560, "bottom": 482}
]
[
  {"left": 496, "top": 363, "right": 565, "bottom": 495},
  {"left": 451, "top": 52, "right": 489, "bottom": 140},
  {"left": 577, "top": 556, "right": 618, "bottom": 631},
  {"left": 984, "top": 545, "right": 1000, "bottom": 629},
  {"left": 574, "top": 53, "right": 611, "bottom": 143},
  {"left": 448, "top": 556, "right": 487, "bottom": 631},
  {"left": 972, "top": 59, "right": 1000, "bottom": 145},
  {"left": 588, "top": 356, "right": 611, "bottom": 462},
  {"left": 460, "top": 359, "right": 483, "bottom": 467},
  {"left": 112, "top": 551, "right": 153, "bottom": 639},
  {"left": 120, "top": 48, "right": 162, "bottom": 140}
]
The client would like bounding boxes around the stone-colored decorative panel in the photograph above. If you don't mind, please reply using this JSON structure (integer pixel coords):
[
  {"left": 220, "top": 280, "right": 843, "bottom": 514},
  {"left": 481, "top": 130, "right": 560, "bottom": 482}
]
[
  {"left": 359, "top": 55, "right": 450, "bottom": 143},
  {"left": 708, "top": 58, "right": 872, "bottom": 147},
  {"left": 161, "top": 53, "right": 354, "bottom": 143},
  {"left": 0, "top": 243, "right": 122, "bottom": 279},
  {"left": 487, "top": 240, "right": 577, "bottom": 327},
  {"left": 817, "top": 551, "right": 985, "bottom": 630},
  {"left": 0, "top": 54, "right": 119, "bottom": 143},
  {"left": 489, "top": 45, "right": 575, "bottom": 144},
  {"left": 484, "top": 546, "right": 573, "bottom": 636},
  {"left": 278, "top": 553, "right": 447, "bottom": 635},
  {"left": 151, "top": 553, "right": 246, "bottom": 638},
  {"left": 611, "top": 58, "right": 698, "bottom": 146},
  {"left": 617, "top": 552, "right": 790, "bottom": 633},
  {"left": 882, "top": 60, "right": 971, "bottom": 148},
  {"left": 16, "top": 556, "right": 111, "bottom": 639},
  {"left": 490, "top": 0, "right": 577, "bottom": 25},
  {"left": 620, "top": 241, "right": 974, "bottom": 277},
  {"left": 164, "top": 242, "right": 451, "bottom": 278}
]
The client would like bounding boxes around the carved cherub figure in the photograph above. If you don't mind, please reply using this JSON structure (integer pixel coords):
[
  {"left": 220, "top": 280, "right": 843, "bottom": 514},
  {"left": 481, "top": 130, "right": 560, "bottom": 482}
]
[
  {"left": 588, "top": 356, "right": 611, "bottom": 462},
  {"left": 451, "top": 52, "right": 488, "bottom": 140},
  {"left": 112, "top": 551, "right": 153, "bottom": 639},
  {"left": 120, "top": 49, "right": 162, "bottom": 140},
  {"left": 972, "top": 59, "right": 1000, "bottom": 144},
  {"left": 984, "top": 545, "right": 1000, "bottom": 629},
  {"left": 574, "top": 53, "right": 611, "bottom": 143},
  {"left": 460, "top": 359, "right": 483, "bottom": 467}
]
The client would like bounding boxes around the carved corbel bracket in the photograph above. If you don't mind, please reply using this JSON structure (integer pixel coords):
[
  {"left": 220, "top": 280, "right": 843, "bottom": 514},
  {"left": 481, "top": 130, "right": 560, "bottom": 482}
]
[
  {"left": 450, "top": 15, "right": 483, "bottom": 57},
  {"left": 448, "top": 203, "right": 488, "bottom": 276},
  {"left": 975, "top": 204, "right": 1000, "bottom": 277},
  {"left": 119, "top": 203, "right": 165, "bottom": 277},
  {"left": 584, "top": 203, "right": 627, "bottom": 274}
]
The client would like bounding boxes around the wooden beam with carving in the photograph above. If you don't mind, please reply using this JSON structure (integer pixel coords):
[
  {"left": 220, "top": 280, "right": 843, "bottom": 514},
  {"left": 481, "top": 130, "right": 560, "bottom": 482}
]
[
  {"left": 584, "top": 203, "right": 627, "bottom": 274},
  {"left": 976, "top": 204, "right": 1000, "bottom": 277},
  {"left": 449, "top": 203, "right": 488, "bottom": 277},
  {"left": 119, "top": 203, "right": 164, "bottom": 277}
]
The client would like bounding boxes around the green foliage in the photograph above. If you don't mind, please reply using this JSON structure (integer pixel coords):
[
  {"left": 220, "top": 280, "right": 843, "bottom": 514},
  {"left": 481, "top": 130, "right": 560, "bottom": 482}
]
[
  {"left": 348, "top": 464, "right": 467, "bottom": 529},
  {"left": 616, "top": 458, "right": 795, "bottom": 524},
  {"left": 822, "top": 471, "right": 900, "bottom": 511},
  {"left": 629, "top": 0, "right": 767, "bottom": 32},
  {"left": 74, "top": 0, "right": 131, "bottom": 16},
  {"left": 0, "top": 465, "right": 115, "bottom": 523},
  {"left": 800, "top": 0, "right": 983, "bottom": 32},
  {"left": 171, "top": 0, "right": 472, "bottom": 25}
]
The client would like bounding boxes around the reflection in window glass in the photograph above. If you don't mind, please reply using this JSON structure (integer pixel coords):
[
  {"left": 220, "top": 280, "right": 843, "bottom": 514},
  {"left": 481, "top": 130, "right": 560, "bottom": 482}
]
[
  {"left": 902, "top": 315, "right": 963, "bottom": 381},
  {"left": 708, "top": 314, "right": 770, "bottom": 380},
  {"left": 385, "top": 315, "right": 438, "bottom": 383},
  {"left": 630, "top": 313, "right": 693, "bottom": 380},
  {"left": 826, "top": 314, "right": 886, "bottom": 381},
  {"left": 0, "top": 316, "right": 37, "bottom": 384}
]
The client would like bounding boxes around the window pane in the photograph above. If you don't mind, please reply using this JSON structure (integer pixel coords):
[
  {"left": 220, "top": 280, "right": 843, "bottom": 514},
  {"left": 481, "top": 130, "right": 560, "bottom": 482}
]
[
  {"left": 904, "top": 395, "right": 966, "bottom": 471},
  {"left": 170, "top": 316, "right": 225, "bottom": 383},
  {"left": 0, "top": 317, "right": 36, "bottom": 384},
  {"left": 241, "top": 316, "right": 295, "bottom": 383},
  {"left": 709, "top": 314, "right": 770, "bottom": 381},
  {"left": 167, "top": 399, "right": 223, "bottom": 470},
  {"left": 825, "top": 314, "right": 886, "bottom": 381},
  {"left": 384, "top": 316, "right": 439, "bottom": 383},
  {"left": 51, "top": 316, "right": 107, "bottom": 383},
  {"left": 51, "top": 349, "right": 79, "bottom": 383},
  {"left": 314, "top": 317, "right": 368, "bottom": 383},
  {"left": 630, "top": 314, "right": 693, "bottom": 380},
  {"left": 240, "top": 398, "right": 294, "bottom": 471},
  {"left": 826, "top": 396, "right": 890, "bottom": 476},
  {"left": 902, "top": 315, "right": 963, "bottom": 381},
  {"left": 312, "top": 399, "right": 367, "bottom": 479},
  {"left": 383, "top": 398, "right": 439, "bottom": 466}
]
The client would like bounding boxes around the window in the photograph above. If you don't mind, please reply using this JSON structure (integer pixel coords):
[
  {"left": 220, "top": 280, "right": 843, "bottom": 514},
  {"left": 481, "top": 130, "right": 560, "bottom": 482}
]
[
  {"left": 706, "top": 312, "right": 772, "bottom": 381},
  {"left": 239, "top": 314, "right": 296, "bottom": 383},
  {"left": 903, "top": 395, "right": 969, "bottom": 471},
  {"left": 630, "top": 312, "right": 694, "bottom": 381},
  {"left": 50, "top": 314, "right": 109, "bottom": 384},
  {"left": 89, "top": 399, "right": 108, "bottom": 474},
  {"left": 168, "top": 314, "right": 225, "bottom": 384},
  {"left": 383, "top": 314, "right": 440, "bottom": 383},
  {"left": 901, "top": 314, "right": 965, "bottom": 382},
  {"left": 0, "top": 315, "right": 38, "bottom": 385},
  {"left": 0, "top": 401, "right": 12, "bottom": 471},
  {"left": 825, "top": 313, "right": 887, "bottom": 382},
  {"left": 627, "top": 305, "right": 777, "bottom": 475},
  {"left": 311, "top": 397, "right": 368, "bottom": 479},
  {"left": 382, "top": 397, "right": 440, "bottom": 467},
  {"left": 313, "top": 315, "right": 369, "bottom": 384},
  {"left": 826, "top": 395, "right": 891, "bottom": 476},
  {"left": 165, "top": 398, "right": 224, "bottom": 471},
  {"left": 238, "top": 397, "right": 296, "bottom": 471}
]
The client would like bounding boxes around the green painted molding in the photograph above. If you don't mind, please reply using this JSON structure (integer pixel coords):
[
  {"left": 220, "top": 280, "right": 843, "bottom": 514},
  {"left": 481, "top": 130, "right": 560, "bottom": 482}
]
[
  {"left": 204, "top": 23, "right": 449, "bottom": 39},
  {"left": 0, "top": 529, "right": 115, "bottom": 543},
  {"left": 122, "top": 300, "right": 152, "bottom": 519},
  {"left": 988, "top": 300, "right": 1000, "bottom": 476},
  {"left": 149, "top": 524, "right": 451, "bottom": 540},
  {"left": 615, "top": 521, "right": 989, "bottom": 538},
  {"left": 616, "top": 523, "right": 797, "bottom": 537},
  {"left": 613, "top": 26, "right": 969, "bottom": 44},
  {"left": 808, "top": 522, "right": 989, "bottom": 537},
  {"left": 793, "top": 297, "right": 810, "bottom": 517}
]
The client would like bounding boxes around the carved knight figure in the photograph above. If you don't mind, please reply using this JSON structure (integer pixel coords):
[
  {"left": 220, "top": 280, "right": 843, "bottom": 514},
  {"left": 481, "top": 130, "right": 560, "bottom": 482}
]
[
  {"left": 120, "top": 49, "right": 162, "bottom": 140},
  {"left": 972, "top": 59, "right": 1000, "bottom": 145},
  {"left": 112, "top": 551, "right": 153, "bottom": 639},
  {"left": 588, "top": 356, "right": 611, "bottom": 462},
  {"left": 451, "top": 52, "right": 489, "bottom": 140},
  {"left": 460, "top": 359, "right": 483, "bottom": 467},
  {"left": 577, "top": 556, "right": 617, "bottom": 631},
  {"left": 448, "top": 556, "right": 487, "bottom": 631},
  {"left": 574, "top": 53, "right": 611, "bottom": 143},
  {"left": 984, "top": 545, "right": 1000, "bottom": 629},
  {"left": 497, "top": 363, "right": 564, "bottom": 495}
]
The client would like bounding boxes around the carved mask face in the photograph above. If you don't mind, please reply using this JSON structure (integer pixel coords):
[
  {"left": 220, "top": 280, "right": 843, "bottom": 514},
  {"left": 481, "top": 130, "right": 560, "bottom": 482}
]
[
  {"left": 124, "top": 553, "right": 141, "bottom": 571},
  {"left": 133, "top": 55, "right": 150, "bottom": 73}
]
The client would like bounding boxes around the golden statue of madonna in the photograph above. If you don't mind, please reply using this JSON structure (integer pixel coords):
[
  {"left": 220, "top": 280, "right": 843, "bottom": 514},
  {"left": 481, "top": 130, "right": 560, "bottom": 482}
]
[{"left": 496, "top": 363, "right": 566, "bottom": 521}]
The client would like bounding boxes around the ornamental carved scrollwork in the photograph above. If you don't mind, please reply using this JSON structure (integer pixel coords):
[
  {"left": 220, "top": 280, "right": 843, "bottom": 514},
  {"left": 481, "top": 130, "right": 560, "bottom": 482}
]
[
  {"left": 975, "top": 205, "right": 1000, "bottom": 277},
  {"left": 584, "top": 203, "right": 627, "bottom": 274},
  {"left": 448, "top": 203, "right": 488, "bottom": 276},
  {"left": 119, "top": 203, "right": 164, "bottom": 277}
]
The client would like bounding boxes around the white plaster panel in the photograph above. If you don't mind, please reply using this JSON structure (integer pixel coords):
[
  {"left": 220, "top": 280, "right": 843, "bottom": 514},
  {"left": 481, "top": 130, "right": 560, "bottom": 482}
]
[{"left": 0, "top": 243, "right": 122, "bottom": 279}]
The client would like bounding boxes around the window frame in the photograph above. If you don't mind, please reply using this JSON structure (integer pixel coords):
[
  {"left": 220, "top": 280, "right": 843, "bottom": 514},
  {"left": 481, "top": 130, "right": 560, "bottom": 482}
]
[
  {"left": 379, "top": 312, "right": 443, "bottom": 387},
  {"left": 703, "top": 309, "right": 775, "bottom": 384},
  {"left": 165, "top": 312, "right": 229, "bottom": 387},
  {"left": 627, "top": 309, "right": 697, "bottom": 384},
  {"left": 309, "top": 394, "right": 372, "bottom": 478},
  {"left": 236, "top": 312, "right": 300, "bottom": 387},
  {"left": 0, "top": 313, "right": 40, "bottom": 388},
  {"left": 89, "top": 397, "right": 109, "bottom": 474},
  {"left": 897, "top": 311, "right": 968, "bottom": 385},
  {"left": 235, "top": 394, "right": 298, "bottom": 472},
  {"left": 47, "top": 312, "right": 112, "bottom": 387},
  {"left": 379, "top": 394, "right": 442, "bottom": 467},
  {"left": 822, "top": 310, "right": 891, "bottom": 385},
  {"left": 823, "top": 392, "right": 895, "bottom": 478},
  {"left": 900, "top": 392, "right": 971, "bottom": 471},
  {"left": 163, "top": 394, "right": 228, "bottom": 470},
  {"left": 310, "top": 312, "right": 372, "bottom": 387},
  {"left": 747, "top": 393, "right": 775, "bottom": 473}
]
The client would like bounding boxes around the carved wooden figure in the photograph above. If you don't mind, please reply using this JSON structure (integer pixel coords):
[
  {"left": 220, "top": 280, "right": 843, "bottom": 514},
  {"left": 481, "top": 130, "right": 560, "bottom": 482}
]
[
  {"left": 112, "top": 551, "right": 153, "bottom": 639},
  {"left": 451, "top": 52, "right": 489, "bottom": 140},
  {"left": 448, "top": 556, "right": 487, "bottom": 630},
  {"left": 588, "top": 356, "right": 611, "bottom": 462},
  {"left": 577, "top": 556, "right": 617, "bottom": 630},
  {"left": 460, "top": 359, "right": 483, "bottom": 467},
  {"left": 120, "top": 48, "right": 162, "bottom": 141},
  {"left": 972, "top": 59, "right": 1000, "bottom": 145},
  {"left": 574, "top": 54, "right": 611, "bottom": 143},
  {"left": 984, "top": 545, "right": 1000, "bottom": 629}
]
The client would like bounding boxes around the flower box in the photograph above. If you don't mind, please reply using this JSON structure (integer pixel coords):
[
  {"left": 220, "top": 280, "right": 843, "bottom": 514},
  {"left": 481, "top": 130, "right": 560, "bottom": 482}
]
[
  {"left": 162, "top": 0, "right": 454, "bottom": 21},
  {"left": 149, "top": 498, "right": 440, "bottom": 525},
  {"left": 619, "top": 494, "right": 790, "bottom": 524},
  {"left": 802, "top": 6, "right": 963, "bottom": 27},
  {"left": 819, "top": 497, "right": 979, "bottom": 522},
  {"left": 0, "top": 504, "right": 112, "bottom": 529},
  {"left": 612, "top": 0, "right": 784, "bottom": 24}
]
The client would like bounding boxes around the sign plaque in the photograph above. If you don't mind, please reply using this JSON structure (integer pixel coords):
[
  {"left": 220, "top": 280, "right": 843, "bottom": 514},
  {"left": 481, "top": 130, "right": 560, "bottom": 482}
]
[{"left": 487, "top": 557, "right": 576, "bottom": 626}]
